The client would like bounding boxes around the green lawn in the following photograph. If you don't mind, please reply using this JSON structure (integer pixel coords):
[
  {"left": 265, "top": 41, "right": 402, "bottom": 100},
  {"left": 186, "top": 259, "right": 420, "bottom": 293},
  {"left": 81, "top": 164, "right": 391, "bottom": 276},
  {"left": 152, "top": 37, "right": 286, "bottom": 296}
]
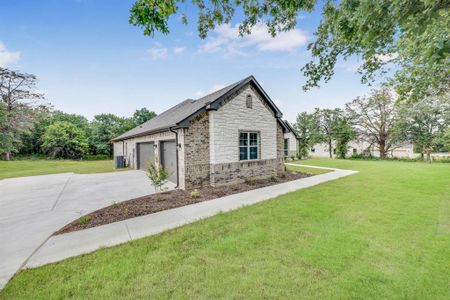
[
  {"left": 2, "top": 159, "right": 450, "bottom": 299},
  {"left": 0, "top": 160, "right": 120, "bottom": 179},
  {"left": 285, "top": 162, "right": 332, "bottom": 175}
]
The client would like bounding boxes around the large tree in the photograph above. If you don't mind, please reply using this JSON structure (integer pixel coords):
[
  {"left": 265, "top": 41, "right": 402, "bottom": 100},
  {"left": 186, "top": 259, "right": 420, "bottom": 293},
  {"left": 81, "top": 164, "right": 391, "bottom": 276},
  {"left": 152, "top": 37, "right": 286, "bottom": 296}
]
[
  {"left": 315, "top": 108, "right": 342, "bottom": 158},
  {"left": 346, "top": 87, "right": 397, "bottom": 159},
  {"left": 393, "top": 93, "right": 450, "bottom": 160},
  {"left": 90, "top": 114, "right": 135, "bottom": 156},
  {"left": 133, "top": 107, "right": 157, "bottom": 125},
  {"left": 334, "top": 117, "right": 356, "bottom": 159},
  {"left": 293, "top": 111, "right": 321, "bottom": 159},
  {"left": 129, "top": 0, "right": 449, "bottom": 101},
  {"left": 41, "top": 121, "right": 89, "bottom": 159},
  {"left": 0, "top": 68, "right": 44, "bottom": 160}
]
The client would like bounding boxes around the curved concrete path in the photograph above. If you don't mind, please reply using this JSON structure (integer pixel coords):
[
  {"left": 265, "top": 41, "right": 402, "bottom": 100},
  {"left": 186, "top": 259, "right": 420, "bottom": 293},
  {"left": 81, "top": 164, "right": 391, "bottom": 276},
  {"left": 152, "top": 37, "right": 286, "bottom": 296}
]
[
  {"left": 25, "top": 165, "right": 357, "bottom": 273},
  {"left": 0, "top": 171, "right": 174, "bottom": 289}
]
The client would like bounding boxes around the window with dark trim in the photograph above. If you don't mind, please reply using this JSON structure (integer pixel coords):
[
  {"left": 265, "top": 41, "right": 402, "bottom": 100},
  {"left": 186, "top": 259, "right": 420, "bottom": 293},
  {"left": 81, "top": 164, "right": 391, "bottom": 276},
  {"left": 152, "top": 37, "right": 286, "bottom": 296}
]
[
  {"left": 246, "top": 94, "right": 252, "bottom": 108},
  {"left": 239, "top": 132, "right": 259, "bottom": 160},
  {"left": 284, "top": 138, "right": 289, "bottom": 156},
  {"left": 353, "top": 148, "right": 357, "bottom": 154}
]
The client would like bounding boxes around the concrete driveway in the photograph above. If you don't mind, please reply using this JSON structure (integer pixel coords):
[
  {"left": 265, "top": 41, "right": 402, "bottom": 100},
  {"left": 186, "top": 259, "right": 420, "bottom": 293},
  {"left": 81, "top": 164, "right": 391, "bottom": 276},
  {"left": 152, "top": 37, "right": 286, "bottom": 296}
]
[{"left": 0, "top": 170, "right": 174, "bottom": 289}]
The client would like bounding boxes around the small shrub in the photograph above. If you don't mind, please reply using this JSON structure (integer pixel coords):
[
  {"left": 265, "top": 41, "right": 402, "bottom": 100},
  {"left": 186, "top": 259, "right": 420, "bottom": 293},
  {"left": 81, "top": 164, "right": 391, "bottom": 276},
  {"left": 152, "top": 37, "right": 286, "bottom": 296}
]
[
  {"left": 290, "top": 155, "right": 296, "bottom": 161},
  {"left": 270, "top": 175, "right": 279, "bottom": 182},
  {"left": 350, "top": 153, "right": 363, "bottom": 159},
  {"left": 123, "top": 208, "right": 129, "bottom": 215},
  {"left": 244, "top": 178, "right": 255, "bottom": 185},
  {"left": 190, "top": 189, "right": 201, "bottom": 198},
  {"left": 230, "top": 184, "right": 240, "bottom": 191},
  {"left": 79, "top": 215, "right": 90, "bottom": 224},
  {"left": 112, "top": 202, "right": 118, "bottom": 209},
  {"left": 147, "top": 161, "right": 171, "bottom": 191}
]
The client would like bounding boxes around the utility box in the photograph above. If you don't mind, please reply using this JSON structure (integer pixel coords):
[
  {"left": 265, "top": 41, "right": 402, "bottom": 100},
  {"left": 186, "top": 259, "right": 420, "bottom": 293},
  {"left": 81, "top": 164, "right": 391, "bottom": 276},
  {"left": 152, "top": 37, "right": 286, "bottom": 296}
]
[{"left": 115, "top": 156, "right": 125, "bottom": 168}]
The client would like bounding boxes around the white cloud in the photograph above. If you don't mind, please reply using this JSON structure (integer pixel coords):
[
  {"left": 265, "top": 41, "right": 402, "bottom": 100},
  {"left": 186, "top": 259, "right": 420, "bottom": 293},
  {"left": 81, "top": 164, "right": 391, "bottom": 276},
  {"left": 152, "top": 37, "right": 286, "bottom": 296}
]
[
  {"left": 173, "top": 46, "right": 186, "bottom": 54},
  {"left": 376, "top": 53, "right": 398, "bottom": 63},
  {"left": 200, "top": 23, "right": 308, "bottom": 56},
  {"left": 147, "top": 44, "right": 168, "bottom": 60},
  {"left": 0, "top": 41, "right": 20, "bottom": 67}
]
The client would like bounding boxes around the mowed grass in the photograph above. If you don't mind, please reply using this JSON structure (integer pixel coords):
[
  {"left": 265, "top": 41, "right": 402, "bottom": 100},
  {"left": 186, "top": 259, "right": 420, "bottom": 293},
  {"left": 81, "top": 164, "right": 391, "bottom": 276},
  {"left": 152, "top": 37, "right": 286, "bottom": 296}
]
[
  {"left": 0, "top": 160, "right": 120, "bottom": 179},
  {"left": 285, "top": 163, "right": 332, "bottom": 175},
  {"left": 2, "top": 159, "right": 450, "bottom": 299}
]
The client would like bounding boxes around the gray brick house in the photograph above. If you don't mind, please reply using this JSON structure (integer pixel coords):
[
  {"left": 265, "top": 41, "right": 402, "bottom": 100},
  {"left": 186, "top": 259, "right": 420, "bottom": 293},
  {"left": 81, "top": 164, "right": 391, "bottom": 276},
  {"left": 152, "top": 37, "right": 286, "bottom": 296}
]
[{"left": 112, "top": 76, "right": 288, "bottom": 190}]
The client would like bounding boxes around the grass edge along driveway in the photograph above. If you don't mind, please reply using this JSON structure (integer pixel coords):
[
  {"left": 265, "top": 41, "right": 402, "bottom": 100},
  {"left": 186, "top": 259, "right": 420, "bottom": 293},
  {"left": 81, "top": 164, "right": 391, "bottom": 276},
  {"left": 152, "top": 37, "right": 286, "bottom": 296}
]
[
  {"left": 0, "top": 160, "right": 122, "bottom": 180},
  {"left": 2, "top": 158, "right": 450, "bottom": 299}
]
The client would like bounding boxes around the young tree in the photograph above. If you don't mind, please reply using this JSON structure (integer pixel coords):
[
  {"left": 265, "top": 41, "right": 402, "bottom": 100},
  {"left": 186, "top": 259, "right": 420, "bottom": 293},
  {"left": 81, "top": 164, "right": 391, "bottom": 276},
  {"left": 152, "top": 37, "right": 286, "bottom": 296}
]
[
  {"left": 129, "top": 0, "right": 449, "bottom": 101},
  {"left": 346, "top": 87, "right": 397, "bottom": 159},
  {"left": 393, "top": 94, "right": 450, "bottom": 160},
  {"left": 294, "top": 112, "right": 321, "bottom": 159},
  {"left": 334, "top": 117, "right": 356, "bottom": 159},
  {"left": 41, "top": 121, "right": 89, "bottom": 159},
  {"left": 0, "top": 68, "right": 44, "bottom": 160},
  {"left": 315, "top": 108, "right": 342, "bottom": 158},
  {"left": 133, "top": 108, "right": 156, "bottom": 125},
  {"left": 147, "top": 161, "right": 170, "bottom": 192}
]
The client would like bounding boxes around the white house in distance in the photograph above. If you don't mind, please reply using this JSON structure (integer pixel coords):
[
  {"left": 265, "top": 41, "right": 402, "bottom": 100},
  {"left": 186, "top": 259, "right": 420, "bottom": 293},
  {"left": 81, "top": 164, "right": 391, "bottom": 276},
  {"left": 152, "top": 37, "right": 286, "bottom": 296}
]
[
  {"left": 283, "top": 121, "right": 300, "bottom": 158},
  {"left": 309, "top": 140, "right": 416, "bottom": 158},
  {"left": 112, "top": 76, "right": 288, "bottom": 190}
]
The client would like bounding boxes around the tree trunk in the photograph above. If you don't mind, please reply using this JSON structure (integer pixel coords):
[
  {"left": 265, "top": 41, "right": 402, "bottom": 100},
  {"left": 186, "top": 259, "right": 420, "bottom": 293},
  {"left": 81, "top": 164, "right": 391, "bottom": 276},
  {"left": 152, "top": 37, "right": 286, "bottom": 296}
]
[
  {"left": 426, "top": 152, "right": 431, "bottom": 162},
  {"left": 328, "top": 139, "right": 333, "bottom": 158},
  {"left": 379, "top": 140, "right": 386, "bottom": 159},
  {"left": 3, "top": 151, "right": 11, "bottom": 161}
]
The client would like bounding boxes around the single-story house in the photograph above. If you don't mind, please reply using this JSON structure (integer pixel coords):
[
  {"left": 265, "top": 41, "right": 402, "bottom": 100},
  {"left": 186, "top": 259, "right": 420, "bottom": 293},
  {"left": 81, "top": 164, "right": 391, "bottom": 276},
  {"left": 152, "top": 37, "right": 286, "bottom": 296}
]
[
  {"left": 283, "top": 120, "right": 300, "bottom": 158},
  {"left": 112, "top": 76, "right": 288, "bottom": 190},
  {"left": 309, "top": 140, "right": 416, "bottom": 158}
]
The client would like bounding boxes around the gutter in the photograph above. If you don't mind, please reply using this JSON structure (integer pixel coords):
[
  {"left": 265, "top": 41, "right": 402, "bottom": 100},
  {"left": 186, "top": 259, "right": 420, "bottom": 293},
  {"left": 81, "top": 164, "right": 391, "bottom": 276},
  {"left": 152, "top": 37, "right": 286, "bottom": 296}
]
[{"left": 169, "top": 127, "right": 179, "bottom": 189}]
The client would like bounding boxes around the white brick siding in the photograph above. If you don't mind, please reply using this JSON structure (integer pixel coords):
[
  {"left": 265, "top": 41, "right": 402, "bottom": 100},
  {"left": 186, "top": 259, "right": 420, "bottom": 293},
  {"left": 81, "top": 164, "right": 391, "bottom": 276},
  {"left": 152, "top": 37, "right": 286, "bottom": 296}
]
[
  {"left": 209, "top": 85, "right": 277, "bottom": 164},
  {"left": 284, "top": 131, "right": 298, "bottom": 156}
]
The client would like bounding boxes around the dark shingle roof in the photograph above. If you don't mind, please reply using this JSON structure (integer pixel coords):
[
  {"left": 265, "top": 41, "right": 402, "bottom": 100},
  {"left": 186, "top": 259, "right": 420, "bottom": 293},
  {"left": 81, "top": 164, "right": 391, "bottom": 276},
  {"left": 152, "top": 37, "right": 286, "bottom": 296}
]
[
  {"left": 283, "top": 120, "right": 299, "bottom": 139},
  {"left": 112, "top": 76, "right": 282, "bottom": 141}
]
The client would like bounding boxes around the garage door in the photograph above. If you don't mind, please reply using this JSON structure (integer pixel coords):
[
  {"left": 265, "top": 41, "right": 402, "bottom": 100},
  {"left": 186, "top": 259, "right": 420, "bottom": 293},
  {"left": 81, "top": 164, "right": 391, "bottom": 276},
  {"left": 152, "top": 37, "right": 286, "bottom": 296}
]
[
  {"left": 137, "top": 142, "right": 154, "bottom": 170},
  {"left": 161, "top": 141, "right": 177, "bottom": 184}
]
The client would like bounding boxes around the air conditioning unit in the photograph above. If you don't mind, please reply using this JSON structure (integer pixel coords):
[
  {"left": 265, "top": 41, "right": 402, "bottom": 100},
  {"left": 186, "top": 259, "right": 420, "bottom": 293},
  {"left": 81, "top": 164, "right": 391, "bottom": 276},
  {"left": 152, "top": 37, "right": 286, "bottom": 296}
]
[{"left": 115, "top": 156, "right": 125, "bottom": 168}]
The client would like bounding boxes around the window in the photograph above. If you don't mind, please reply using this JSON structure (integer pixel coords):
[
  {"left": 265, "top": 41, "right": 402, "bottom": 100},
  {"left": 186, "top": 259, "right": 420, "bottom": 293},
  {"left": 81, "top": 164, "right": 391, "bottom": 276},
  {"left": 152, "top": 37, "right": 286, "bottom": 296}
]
[
  {"left": 333, "top": 148, "right": 336, "bottom": 155},
  {"left": 353, "top": 148, "right": 357, "bottom": 154},
  {"left": 239, "top": 132, "right": 259, "bottom": 160},
  {"left": 246, "top": 94, "right": 252, "bottom": 108},
  {"left": 311, "top": 148, "right": 315, "bottom": 153},
  {"left": 284, "top": 138, "right": 289, "bottom": 156}
]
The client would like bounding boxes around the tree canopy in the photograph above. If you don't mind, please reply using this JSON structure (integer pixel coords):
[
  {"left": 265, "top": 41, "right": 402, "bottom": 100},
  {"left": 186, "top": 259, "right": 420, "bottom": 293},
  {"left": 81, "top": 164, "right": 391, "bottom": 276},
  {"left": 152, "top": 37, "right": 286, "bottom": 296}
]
[
  {"left": 129, "top": 0, "right": 449, "bottom": 101},
  {"left": 133, "top": 107, "right": 157, "bottom": 125},
  {"left": 41, "top": 121, "right": 89, "bottom": 159}
]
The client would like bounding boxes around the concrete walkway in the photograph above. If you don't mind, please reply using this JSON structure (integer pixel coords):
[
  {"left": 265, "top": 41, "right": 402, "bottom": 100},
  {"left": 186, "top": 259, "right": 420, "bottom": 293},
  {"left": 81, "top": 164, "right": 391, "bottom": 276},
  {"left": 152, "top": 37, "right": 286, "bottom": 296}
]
[
  {"left": 25, "top": 166, "right": 358, "bottom": 271},
  {"left": 0, "top": 171, "right": 174, "bottom": 289}
]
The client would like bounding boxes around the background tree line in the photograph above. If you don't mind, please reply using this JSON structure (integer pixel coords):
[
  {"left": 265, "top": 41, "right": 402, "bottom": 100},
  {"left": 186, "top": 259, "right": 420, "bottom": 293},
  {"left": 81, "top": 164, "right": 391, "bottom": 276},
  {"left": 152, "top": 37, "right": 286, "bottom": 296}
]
[
  {"left": 0, "top": 67, "right": 156, "bottom": 160},
  {"left": 294, "top": 86, "right": 450, "bottom": 160}
]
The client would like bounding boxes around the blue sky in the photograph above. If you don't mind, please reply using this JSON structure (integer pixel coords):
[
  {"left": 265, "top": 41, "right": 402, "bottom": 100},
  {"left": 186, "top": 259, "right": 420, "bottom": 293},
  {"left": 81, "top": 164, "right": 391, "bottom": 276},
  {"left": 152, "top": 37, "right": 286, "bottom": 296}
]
[{"left": 0, "top": 0, "right": 379, "bottom": 123}]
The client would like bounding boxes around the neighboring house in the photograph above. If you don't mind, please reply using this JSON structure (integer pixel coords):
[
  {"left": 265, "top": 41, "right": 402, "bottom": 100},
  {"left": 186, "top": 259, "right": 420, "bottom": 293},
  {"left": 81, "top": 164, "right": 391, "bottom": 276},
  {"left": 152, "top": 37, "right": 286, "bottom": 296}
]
[
  {"left": 309, "top": 140, "right": 416, "bottom": 158},
  {"left": 112, "top": 76, "right": 287, "bottom": 190},
  {"left": 283, "top": 120, "right": 299, "bottom": 158}
]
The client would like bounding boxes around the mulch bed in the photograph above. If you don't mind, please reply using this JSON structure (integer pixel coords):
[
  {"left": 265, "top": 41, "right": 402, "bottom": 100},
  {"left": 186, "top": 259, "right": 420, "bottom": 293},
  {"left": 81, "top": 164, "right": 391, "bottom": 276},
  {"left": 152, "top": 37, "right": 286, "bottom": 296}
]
[{"left": 55, "top": 171, "right": 311, "bottom": 235}]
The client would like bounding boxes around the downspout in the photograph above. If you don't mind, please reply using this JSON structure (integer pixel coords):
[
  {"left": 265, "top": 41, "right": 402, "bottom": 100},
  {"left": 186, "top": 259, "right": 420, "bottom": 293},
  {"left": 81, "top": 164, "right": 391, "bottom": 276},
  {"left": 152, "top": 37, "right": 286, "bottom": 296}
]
[{"left": 169, "top": 127, "right": 179, "bottom": 189}]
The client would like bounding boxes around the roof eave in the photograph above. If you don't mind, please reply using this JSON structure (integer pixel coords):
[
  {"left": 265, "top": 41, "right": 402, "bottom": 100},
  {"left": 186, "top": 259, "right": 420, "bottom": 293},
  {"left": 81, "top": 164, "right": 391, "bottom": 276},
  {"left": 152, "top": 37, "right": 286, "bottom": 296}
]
[{"left": 111, "top": 125, "right": 180, "bottom": 142}]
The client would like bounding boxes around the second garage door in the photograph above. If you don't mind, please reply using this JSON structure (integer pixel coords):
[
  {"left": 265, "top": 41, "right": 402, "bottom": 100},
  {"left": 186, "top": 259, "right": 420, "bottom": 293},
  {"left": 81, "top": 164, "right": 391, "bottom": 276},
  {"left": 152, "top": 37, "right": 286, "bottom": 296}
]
[
  {"left": 137, "top": 142, "right": 154, "bottom": 170},
  {"left": 160, "top": 141, "right": 177, "bottom": 184}
]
